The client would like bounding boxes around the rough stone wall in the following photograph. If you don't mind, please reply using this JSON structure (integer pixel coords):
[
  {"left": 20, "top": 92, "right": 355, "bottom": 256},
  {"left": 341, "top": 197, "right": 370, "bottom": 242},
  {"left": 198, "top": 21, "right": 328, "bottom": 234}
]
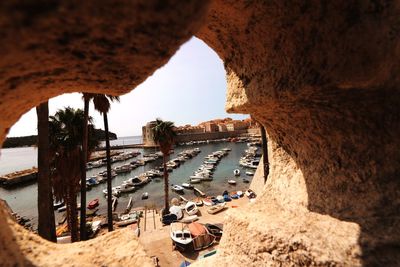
[
  {"left": 194, "top": 1, "right": 400, "bottom": 266},
  {"left": 0, "top": 0, "right": 399, "bottom": 266}
]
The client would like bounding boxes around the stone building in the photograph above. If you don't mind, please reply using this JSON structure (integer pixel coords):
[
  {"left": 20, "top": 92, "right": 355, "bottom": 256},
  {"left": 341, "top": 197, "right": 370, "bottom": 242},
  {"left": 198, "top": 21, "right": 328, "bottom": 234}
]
[
  {"left": 142, "top": 121, "right": 157, "bottom": 147},
  {"left": 204, "top": 122, "right": 219, "bottom": 132},
  {"left": 226, "top": 120, "right": 248, "bottom": 131}
]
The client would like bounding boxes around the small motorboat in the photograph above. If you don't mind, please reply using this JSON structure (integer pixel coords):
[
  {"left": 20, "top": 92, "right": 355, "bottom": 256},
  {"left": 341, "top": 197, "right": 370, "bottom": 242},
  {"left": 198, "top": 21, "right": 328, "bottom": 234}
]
[
  {"left": 243, "top": 178, "right": 250, "bottom": 183},
  {"left": 246, "top": 171, "right": 255, "bottom": 176},
  {"left": 169, "top": 205, "right": 183, "bottom": 220},
  {"left": 245, "top": 189, "right": 257, "bottom": 198},
  {"left": 116, "top": 213, "right": 139, "bottom": 227},
  {"left": 182, "top": 183, "right": 194, "bottom": 189},
  {"left": 216, "top": 195, "right": 224, "bottom": 203},
  {"left": 53, "top": 200, "right": 64, "bottom": 209},
  {"left": 207, "top": 203, "right": 226, "bottom": 214},
  {"left": 233, "top": 169, "right": 240, "bottom": 176},
  {"left": 185, "top": 201, "right": 199, "bottom": 216},
  {"left": 202, "top": 198, "right": 213, "bottom": 206},
  {"left": 189, "top": 178, "right": 201, "bottom": 184},
  {"left": 228, "top": 180, "right": 237, "bottom": 185},
  {"left": 117, "top": 183, "right": 135, "bottom": 193},
  {"left": 87, "top": 199, "right": 99, "bottom": 209},
  {"left": 223, "top": 195, "right": 232, "bottom": 202},
  {"left": 180, "top": 215, "right": 199, "bottom": 223},
  {"left": 230, "top": 193, "right": 239, "bottom": 199},
  {"left": 112, "top": 197, "right": 118, "bottom": 211},
  {"left": 162, "top": 213, "right": 178, "bottom": 225},
  {"left": 172, "top": 184, "right": 185, "bottom": 193},
  {"left": 204, "top": 223, "right": 223, "bottom": 239},
  {"left": 180, "top": 195, "right": 189, "bottom": 202},
  {"left": 192, "top": 197, "right": 203, "bottom": 206},
  {"left": 142, "top": 192, "right": 149, "bottom": 200},
  {"left": 193, "top": 187, "right": 206, "bottom": 197},
  {"left": 170, "top": 223, "right": 193, "bottom": 252},
  {"left": 236, "top": 191, "right": 244, "bottom": 197}
]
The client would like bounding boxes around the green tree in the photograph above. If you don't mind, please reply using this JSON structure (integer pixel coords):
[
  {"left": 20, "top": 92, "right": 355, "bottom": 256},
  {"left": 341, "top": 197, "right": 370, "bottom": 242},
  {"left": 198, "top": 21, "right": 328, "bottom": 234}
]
[
  {"left": 91, "top": 94, "right": 120, "bottom": 232},
  {"left": 151, "top": 119, "right": 176, "bottom": 214},
  {"left": 49, "top": 107, "right": 98, "bottom": 242},
  {"left": 36, "top": 101, "right": 56, "bottom": 242}
]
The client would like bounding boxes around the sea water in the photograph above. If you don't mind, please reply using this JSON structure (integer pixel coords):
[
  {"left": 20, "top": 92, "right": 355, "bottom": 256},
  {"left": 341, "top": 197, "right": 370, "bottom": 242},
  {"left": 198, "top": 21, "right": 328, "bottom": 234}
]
[{"left": 0, "top": 137, "right": 254, "bottom": 228}]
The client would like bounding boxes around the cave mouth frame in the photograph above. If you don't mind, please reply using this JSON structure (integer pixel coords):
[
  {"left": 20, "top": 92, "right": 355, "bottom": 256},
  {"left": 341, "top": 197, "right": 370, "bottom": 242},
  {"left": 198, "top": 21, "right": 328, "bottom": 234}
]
[{"left": 0, "top": 1, "right": 399, "bottom": 266}]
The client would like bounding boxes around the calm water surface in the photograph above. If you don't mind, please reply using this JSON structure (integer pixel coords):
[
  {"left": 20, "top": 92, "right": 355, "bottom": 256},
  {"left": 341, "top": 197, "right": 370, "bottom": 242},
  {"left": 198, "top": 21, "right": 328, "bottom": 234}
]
[{"left": 0, "top": 138, "right": 253, "bottom": 228}]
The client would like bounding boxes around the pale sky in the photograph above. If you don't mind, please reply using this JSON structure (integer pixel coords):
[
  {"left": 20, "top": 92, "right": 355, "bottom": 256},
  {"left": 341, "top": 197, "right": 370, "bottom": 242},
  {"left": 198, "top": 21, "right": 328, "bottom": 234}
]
[{"left": 8, "top": 37, "right": 248, "bottom": 138}]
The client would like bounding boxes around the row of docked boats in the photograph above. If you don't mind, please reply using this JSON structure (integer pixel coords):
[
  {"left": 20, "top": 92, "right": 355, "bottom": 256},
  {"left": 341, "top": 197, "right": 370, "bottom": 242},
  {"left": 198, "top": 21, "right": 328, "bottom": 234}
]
[
  {"left": 96, "top": 148, "right": 201, "bottom": 200},
  {"left": 239, "top": 144, "right": 261, "bottom": 169},
  {"left": 188, "top": 148, "right": 231, "bottom": 184},
  {"left": 86, "top": 151, "right": 141, "bottom": 170}
]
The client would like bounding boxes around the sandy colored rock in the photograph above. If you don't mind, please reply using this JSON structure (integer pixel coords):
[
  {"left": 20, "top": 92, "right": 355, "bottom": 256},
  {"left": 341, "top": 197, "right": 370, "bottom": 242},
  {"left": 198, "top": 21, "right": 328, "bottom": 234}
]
[{"left": 0, "top": 0, "right": 399, "bottom": 266}]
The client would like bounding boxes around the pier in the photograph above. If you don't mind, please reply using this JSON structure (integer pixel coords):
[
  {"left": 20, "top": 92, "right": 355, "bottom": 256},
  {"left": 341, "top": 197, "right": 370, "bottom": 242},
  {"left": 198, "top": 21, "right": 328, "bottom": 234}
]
[{"left": 95, "top": 144, "right": 145, "bottom": 151}]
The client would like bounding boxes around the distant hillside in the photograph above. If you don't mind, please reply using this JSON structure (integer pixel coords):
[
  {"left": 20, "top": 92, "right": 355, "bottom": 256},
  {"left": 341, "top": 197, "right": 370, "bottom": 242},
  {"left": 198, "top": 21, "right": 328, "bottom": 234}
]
[{"left": 3, "top": 129, "right": 117, "bottom": 148}]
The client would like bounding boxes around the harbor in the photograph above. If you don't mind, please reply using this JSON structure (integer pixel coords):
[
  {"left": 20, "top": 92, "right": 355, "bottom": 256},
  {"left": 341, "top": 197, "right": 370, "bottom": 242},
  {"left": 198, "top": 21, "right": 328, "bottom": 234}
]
[{"left": 0, "top": 138, "right": 261, "bottom": 231}]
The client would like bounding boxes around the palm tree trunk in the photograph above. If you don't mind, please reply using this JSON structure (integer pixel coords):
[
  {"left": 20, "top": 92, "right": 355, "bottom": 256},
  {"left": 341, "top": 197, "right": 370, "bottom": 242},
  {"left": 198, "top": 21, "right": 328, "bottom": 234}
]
[
  {"left": 36, "top": 102, "right": 56, "bottom": 242},
  {"left": 69, "top": 184, "right": 79, "bottom": 242},
  {"left": 79, "top": 98, "right": 89, "bottom": 241},
  {"left": 163, "top": 155, "right": 169, "bottom": 213},
  {"left": 260, "top": 124, "right": 269, "bottom": 182},
  {"left": 104, "top": 113, "right": 113, "bottom": 231}
]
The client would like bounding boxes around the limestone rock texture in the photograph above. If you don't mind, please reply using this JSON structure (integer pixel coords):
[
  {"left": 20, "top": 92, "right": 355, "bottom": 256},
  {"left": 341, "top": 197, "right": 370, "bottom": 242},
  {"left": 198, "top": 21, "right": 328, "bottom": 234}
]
[
  {"left": 195, "top": 1, "right": 400, "bottom": 266},
  {"left": 0, "top": 0, "right": 399, "bottom": 266}
]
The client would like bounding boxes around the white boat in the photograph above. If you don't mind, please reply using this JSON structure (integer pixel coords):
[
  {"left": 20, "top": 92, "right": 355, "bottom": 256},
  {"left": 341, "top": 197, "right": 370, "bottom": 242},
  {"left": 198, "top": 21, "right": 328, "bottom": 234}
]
[
  {"left": 246, "top": 171, "right": 254, "bottom": 176},
  {"left": 142, "top": 192, "right": 149, "bottom": 199},
  {"left": 193, "top": 187, "right": 206, "bottom": 197},
  {"left": 114, "top": 164, "right": 132, "bottom": 174},
  {"left": 180, "top": 195, "right": 189, "bottom": 202},
  {"left": 216, "top": 195, "right": 224, "bottom": 202},
  {"left": 184, "top": 201, "right": 198, "bottom": 216},
  {"left": 116, "top": 183, "right": 135, "bottom": 193},
  {"left": 233, "top": 169, "right": 240, "bottom": 176},
  {"left": 103, "top": 188, "right": 121, "bottom": 197},
  {"left": 207, "top": 203, "right": 226, "bottom": 214},
  {"left": 180, "top": 215, "right": 199, "bottom": 223},
  {"left": 170, "top": 223, "right": 193, "bottom": 251},
  {"left": 116, "top": 213, "right": 139, "bottom": 227},
  {"left": 190, "top": 178, "right": 201, "bottom": 184},
  {"left": 181, "top": 183, "right": 194, "bottom": 189},
  {"left": 169, "top": 205, "right": 183, "bottom": 220},
  {"left": 228, "top": 180, "right": 237, "bottom": 185},
  {"left": 236, "top": 191, "right": 243, "bottom": 197},
  {"left": 172, "top": 185, "right": 184, "bottom": 193}
]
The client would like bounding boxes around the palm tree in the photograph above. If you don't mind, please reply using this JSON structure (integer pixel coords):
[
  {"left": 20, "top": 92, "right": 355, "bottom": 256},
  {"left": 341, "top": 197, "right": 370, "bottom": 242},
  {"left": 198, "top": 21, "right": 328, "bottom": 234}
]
[
  {"left": 49, "top": 107, "right": 97, "bottom": 242},
  {"left": 36, "top": 101, "right": 56, "bottom": 242},
  {"left": 79, "top": 93, "right": 91, "bottom": 241},
  {"left": 151, "top": 119, "right": 176, "bottom": 214},
  {"left": 91, "top": 94, "right": 120, "bottom": 232}
]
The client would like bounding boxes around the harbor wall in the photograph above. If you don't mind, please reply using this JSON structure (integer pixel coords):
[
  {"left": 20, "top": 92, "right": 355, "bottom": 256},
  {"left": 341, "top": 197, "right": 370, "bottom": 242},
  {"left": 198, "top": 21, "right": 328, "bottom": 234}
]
[{"left": 175, "top": 129, "right": 248, "bottom": 143}]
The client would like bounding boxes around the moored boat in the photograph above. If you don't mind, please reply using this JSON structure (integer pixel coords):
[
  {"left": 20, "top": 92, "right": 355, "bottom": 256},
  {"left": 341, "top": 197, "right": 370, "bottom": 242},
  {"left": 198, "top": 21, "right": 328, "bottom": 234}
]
[
  {"left": 142, "top": 192, "right": 149, "bottom": 199},
  {"left": 170, "top": 223, "right": 193, "bottom": 252},
  {"left": 189, "top": 178, "right": 201, "bottom": 184},
  {"left": 207, "top": 203, "right": 226, "bottom": 214},
  {"left": 172, "top": 184, "right": 184, "bottom": 193},
  {"left": 233, "top": 169, "right": 240, "bottom": 176},
  {"left": 180, "top": 215, "right": 199, "bottom": 223},
  {"left": 87, "top": 198, "right": 99, "bottom": 209},
  {"left": 181, "top": 183, "right": 194, "bottom": 189},
  {"left": 193, "top": 187, "right": 206, "bottom": 197},
  {"left": 184, "top": 201, "right": 198, "bottom": 216},
  {"left": 246, "top": 171, "right": 254, "bottom": 176},
  {"left": 228, "top": 179, "right": 237, "bottom": 185}
]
